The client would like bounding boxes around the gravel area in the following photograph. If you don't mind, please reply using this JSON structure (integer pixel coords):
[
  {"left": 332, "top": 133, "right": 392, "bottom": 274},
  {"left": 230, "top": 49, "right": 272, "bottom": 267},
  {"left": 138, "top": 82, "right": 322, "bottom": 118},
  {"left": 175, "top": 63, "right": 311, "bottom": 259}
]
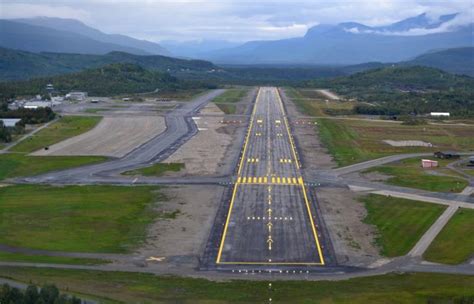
[{"left": 32, "top": 116, "right": 166, "bottom": 158}]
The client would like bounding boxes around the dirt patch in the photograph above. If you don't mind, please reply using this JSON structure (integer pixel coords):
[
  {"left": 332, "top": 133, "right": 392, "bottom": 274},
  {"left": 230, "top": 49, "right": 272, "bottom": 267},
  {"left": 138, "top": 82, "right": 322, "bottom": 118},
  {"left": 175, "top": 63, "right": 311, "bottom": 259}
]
[
  {"left": 164, "top": 104, "right": 242, "bottom": 176},
  {"left": 32, "top": 116, "right": 166, "bottom": 158},
  {"left": 316, "top": 187, "right": 380, "bottom": 266},
  {"left": 383, "top": 140, "right": 433, "bottom": 147},
  {"left": 136, "top": 185, "right": 224, "bottom": 266}
]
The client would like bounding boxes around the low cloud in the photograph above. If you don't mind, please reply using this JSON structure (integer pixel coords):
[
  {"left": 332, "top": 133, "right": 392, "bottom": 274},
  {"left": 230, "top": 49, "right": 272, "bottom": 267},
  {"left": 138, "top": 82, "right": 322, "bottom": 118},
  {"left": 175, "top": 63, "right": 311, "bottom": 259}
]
[
  {"left": 0, "top": 0, "right": 472, "bottom": 42},
  {"left": 342, "top": 12, "right": 471, "bottom": 36}
]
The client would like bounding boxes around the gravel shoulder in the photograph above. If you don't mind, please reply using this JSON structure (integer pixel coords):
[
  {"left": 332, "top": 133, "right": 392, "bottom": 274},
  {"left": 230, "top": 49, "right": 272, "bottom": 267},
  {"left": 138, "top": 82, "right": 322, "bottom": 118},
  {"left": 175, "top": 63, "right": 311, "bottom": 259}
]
[{"left": 134, "top": 185, "right": 224, "bottom": 268}]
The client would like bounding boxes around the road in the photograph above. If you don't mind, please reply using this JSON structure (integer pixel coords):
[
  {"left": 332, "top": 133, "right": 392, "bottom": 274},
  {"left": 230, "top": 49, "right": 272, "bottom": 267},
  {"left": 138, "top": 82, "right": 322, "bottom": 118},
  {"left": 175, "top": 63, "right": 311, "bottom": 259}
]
[
  {"left": 21, "top": 89, "right": 225, "bottom": 184},
  {"left": 216, "top": 87, "right": 325, "bottom": 265}
]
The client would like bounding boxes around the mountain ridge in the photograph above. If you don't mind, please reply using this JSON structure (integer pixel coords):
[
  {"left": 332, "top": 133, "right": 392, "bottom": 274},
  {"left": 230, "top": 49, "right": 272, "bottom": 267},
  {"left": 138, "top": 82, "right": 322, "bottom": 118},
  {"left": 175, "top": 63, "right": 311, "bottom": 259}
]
[
  {"left": 202, "top": 13, "right": 473, "bottom": 64},
  {"left": 0, "top": 18, "right": 169, "bottom": 56}
]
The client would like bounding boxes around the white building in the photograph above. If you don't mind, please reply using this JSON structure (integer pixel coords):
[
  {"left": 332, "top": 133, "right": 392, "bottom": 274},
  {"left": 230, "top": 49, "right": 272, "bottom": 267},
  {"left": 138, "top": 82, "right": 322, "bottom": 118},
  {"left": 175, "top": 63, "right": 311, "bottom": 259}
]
[
  {"left": 66, "top": 91, "right": 88, "bottom": 101},
  {"left": 0, "top": 118, "right": 21, "bottom": 127},
  {"left": 23, "top": 101, "right": 52, "bottom": 109},
  {"left": 430, "top": 112, "right": 450, "bottom": 117}
]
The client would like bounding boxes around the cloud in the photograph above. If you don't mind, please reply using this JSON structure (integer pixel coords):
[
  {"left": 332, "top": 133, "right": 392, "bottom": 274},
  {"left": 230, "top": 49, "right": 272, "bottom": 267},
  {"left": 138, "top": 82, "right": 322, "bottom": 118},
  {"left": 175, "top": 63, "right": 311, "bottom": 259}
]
[
  {"left": 0, "top": 0, "right": 472, "bottom": 42},
  {"left": 342, "top": 11, "right": 472, "bottom": 36},
  {"left": 0, "top": 3, "right": 91, "bottom": 21}
]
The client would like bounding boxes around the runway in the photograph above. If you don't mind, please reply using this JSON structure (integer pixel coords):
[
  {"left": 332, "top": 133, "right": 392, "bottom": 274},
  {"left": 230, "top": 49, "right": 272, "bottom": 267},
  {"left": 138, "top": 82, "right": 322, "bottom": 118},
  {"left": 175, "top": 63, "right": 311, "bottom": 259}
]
[{"left": 216, "top": 87, "right": 325, "bottom": 265}]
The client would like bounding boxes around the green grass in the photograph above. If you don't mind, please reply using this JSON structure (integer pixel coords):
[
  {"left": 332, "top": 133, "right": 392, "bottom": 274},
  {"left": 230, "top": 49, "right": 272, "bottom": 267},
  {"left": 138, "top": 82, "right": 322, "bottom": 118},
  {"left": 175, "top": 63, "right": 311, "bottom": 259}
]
[
  {"left": 0, "top": 252, "right": 107, "bottom": 265},
  {"left": 1, "top": 268, "right": 473, "bottom": 303},
  {"left": 361, "top": 194, "right": 446, "bottom": 257},
  {"left": 424, "top": 208, "right": 474, "bottom": 264},
  {"left": 286, "top": 87, "right": 355, "bottom": 117},
  {"left": 123, "top": 163, "right": 184, "bottom": 176},
  {"left": 0, "top": 153, "right": 106, "bottom": 181},
  {"left": 213, "top": 88, "right": 249, "bottom": 114},
  {"left": 213, "top": 88, "right": 248, "bottom": 104},
  {"left": 11, "top": 116, "right": 101, "bottom": 153},
  {"left": 0, "top": 185, "right": 164, "bottom": 253},
  {"left": 365, "top": 157, "right": 469, "bottom": 193},
  {"left": 316, "top": 118, "right": 474, "bottom": 167}
]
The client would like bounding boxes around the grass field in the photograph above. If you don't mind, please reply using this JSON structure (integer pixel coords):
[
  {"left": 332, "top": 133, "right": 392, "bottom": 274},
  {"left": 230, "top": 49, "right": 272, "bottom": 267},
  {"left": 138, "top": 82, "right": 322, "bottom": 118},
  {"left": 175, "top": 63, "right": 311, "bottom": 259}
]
[
  {"left": 317, "top": 118, "right": 474, "bottom": 166},
  {"left": 0, "top": 185, "right": 164, "bottom": 253},
  {"left": 361, "top": 194, "right": 446, "bottom": 257},
  {"left": 0, "top": 153, "right": 106, "bottom": 181},
  {"left": 424, "top": 208, "right": 474, "bottom": 264},
  {"left": 286, "top": 87, "right": 355, "bottom": 117},
  {"left": 1, "top": 268, "right": 473, "bottom": 303},
  {"left": 11, "top": 116, "right": 102, "bottom": 153},
  {"left": 0, "top": 252, "right": 107, "bottom": 265},
  {"left": 123, "top": 163, "right": 184, "bottom": 176},
  {"left": 365, "top": 157, "right": 468, "bottom": 193},
  {"left": 213, "top": 88, "right": 249, "bottom": 114}
]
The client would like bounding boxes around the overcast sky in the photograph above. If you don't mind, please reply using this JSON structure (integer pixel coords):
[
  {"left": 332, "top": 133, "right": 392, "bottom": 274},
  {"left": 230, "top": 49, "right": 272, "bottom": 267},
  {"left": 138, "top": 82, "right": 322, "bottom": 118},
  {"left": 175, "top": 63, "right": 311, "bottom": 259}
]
[{"left": 1, "top": 0, "right": 472, "bottom": 42}]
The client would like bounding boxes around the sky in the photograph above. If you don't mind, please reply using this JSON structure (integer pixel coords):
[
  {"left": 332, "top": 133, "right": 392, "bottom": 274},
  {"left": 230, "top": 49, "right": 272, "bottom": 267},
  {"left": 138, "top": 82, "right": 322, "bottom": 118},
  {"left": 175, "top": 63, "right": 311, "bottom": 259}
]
[{"left": 1, "top": 0, "right": 472, "bottom": 42}]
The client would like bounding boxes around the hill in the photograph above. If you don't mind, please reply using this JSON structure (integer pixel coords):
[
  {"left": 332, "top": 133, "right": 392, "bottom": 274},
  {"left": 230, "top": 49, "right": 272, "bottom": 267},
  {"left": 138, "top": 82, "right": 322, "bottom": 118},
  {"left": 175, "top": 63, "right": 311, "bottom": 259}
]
[
  {"left": 0, "top": 19, "right": 170, "bottom": 57},
  {"left": 0, "top": 63, "right": 212, "bottom": 97},
  {"left": 203, "top": 13, "right": 473, "bottom": 65},
  {"left": 404, "top": 47, "right": 474, "bottom": 76},
  {"left": 308, "top": 66, "right": 474, "bottom": 116},
  {"left": 0, "top": 20, "right": 152, "bottom": 56},
  {"left": 13, "top": 17, "right": 169, "bottom": 56},
  {"left": 0, "top": 47, "right": 215, "bottom": 81}
]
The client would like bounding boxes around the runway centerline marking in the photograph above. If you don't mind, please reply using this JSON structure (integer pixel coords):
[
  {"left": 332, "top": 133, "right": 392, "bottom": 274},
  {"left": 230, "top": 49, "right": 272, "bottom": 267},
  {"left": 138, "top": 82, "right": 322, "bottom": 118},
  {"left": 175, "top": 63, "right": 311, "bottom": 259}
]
[{"left": 216, "top": 87, "right": 325, "bottom": 265}]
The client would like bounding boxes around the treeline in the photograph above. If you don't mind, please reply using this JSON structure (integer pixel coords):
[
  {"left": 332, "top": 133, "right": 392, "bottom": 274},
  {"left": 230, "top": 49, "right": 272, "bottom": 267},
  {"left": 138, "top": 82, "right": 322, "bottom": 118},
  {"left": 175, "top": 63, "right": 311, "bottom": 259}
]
[
  {"left": 305, "top": 66, "right": 474, "bottom": 117},
  {"left": 0, "top": 283, "right": 81, "bottom": 304},
  {"left": 0, "top": 107, "right": 56, "bottom": 125},
  {"left": 0, "top": 63, "right": 216, "bottom": 98}
]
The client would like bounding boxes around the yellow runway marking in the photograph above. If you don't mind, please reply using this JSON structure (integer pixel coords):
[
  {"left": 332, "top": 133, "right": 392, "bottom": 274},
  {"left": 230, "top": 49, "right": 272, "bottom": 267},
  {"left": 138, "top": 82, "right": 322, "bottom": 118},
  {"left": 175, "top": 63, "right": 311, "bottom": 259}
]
[{"left": 217, "top": 87, "right": 325, "bottom": 265}]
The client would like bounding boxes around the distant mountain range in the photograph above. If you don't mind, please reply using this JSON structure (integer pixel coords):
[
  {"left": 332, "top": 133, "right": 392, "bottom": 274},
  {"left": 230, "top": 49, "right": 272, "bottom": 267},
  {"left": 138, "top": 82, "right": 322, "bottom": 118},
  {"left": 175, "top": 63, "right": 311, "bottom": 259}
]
[
  {"left": 0, "top": 17, "right": 169, "bottom": 56},
  {"left": 1, "top": 46, "right": 472, "bottom": 82},
  {"left": 160, "top": 40, "right": 241, "bottom": 59},
  {"left": 202, "top": 13, "right": 473, "bottom": 64}
]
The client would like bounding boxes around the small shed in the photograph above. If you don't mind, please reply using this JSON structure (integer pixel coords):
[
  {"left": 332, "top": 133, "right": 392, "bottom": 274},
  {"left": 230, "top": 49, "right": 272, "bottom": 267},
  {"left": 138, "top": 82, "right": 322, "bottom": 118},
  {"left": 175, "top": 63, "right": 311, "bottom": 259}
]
[{"left": 421, "top": 159, "right": 438, "bottom": 168}]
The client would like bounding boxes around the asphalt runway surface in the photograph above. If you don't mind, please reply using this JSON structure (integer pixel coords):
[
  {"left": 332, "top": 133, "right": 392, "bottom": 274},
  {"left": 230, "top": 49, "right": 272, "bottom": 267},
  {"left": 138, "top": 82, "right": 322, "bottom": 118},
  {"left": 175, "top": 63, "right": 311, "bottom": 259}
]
[{"left": 216, "top": 87, "right": 326, "bottom": 265}]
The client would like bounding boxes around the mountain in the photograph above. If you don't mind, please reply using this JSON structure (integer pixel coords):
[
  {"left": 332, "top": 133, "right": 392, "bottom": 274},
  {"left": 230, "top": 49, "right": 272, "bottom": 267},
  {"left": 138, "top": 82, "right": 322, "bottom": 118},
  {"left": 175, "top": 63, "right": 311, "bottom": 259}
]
[
  {"left": 0, "top": 20, "right": 153, "bottom": 55},
  {"left": 0, "top": 47, "right": 215, "bottom": 81},
  {"left": 204, "top": 13, "right": 473, "bottom": 64},
  {"left": 160, "top": 39, "right": 240, "bottom": 58},
  {"left": 403, "top": 47, "right": 474, "bottom": 76},
  {"left": 14, "top": 17, "right": 169, "bottom": 56},
  {"left": 0, "top": 63, "right": 210, "bottom": 97}
]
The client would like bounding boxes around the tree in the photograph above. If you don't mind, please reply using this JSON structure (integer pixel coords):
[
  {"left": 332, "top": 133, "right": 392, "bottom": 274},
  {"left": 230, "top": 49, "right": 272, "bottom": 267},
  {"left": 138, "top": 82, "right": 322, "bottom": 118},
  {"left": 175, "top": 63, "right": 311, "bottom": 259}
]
[
  {"left": 0, "top": 121, "right": 12, "bottom": 143},
  {"left": 39, "top": 284, "right": 60, "bottom": 304},
  {"left": 24, "top": 285, "right": 39, "bottom": 303}
]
